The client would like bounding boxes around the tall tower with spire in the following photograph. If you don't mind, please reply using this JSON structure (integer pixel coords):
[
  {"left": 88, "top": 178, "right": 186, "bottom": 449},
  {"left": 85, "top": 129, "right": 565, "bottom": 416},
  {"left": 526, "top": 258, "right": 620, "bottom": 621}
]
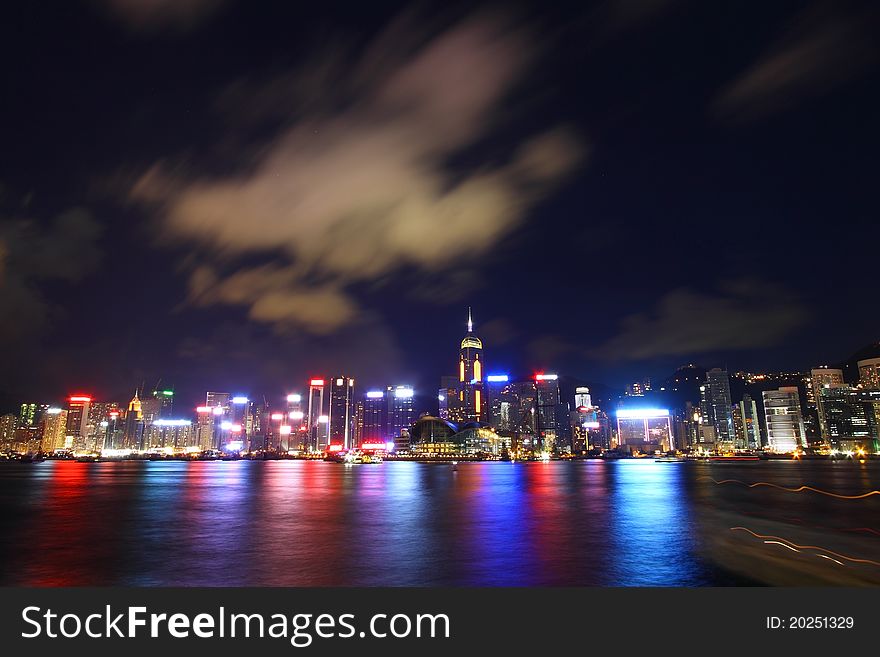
[
  {"left": 459, "top": 307, "right": 485, "bottom": 422},
  {"left": 123, "top": 389, "right": 144, "bottom": 451}
]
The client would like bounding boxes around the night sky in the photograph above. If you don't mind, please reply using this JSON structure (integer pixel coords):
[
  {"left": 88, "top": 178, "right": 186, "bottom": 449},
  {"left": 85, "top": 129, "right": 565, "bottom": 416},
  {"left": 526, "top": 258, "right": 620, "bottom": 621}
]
[{"left": 1, "top": 0, "right": 878, "bottom": 413}]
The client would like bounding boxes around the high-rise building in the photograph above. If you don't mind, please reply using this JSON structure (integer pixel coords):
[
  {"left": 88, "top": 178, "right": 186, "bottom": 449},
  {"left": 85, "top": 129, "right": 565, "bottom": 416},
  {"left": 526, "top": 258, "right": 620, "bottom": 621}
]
[
  {"left": 762, "top": 387, "right": 806, "bottom": 453},
  {"left": 362, "top": 390, "right": 386, "bottom": 445},
  {"left": 86, "top": 402, "right": 117, "bottom": 453},
  {"left": 353, "top": 399, "right": 365, "bottom": 447},
  {"left": 700, "top": 368, "right": 734, "bottom": 451},
  {"left": 809, "top": 367, "right": 845, "bottom": 444},
  {"left": 329, "top": 376, "right": 356, "bottom": 449},
  {"left": 196, "top": 406, "right": 215, "bottom": 451},
  {"left": 387, "top": 385, "right": 416, "bottom": 442},
  {"left": 0, "top": 414, "right": 18, "bottom": 451},
  {"left": 858, "top": 358, "right": 880, "bottom": 389},
  {"left": 104, "top": 407, "right": 123, "bottom": 450},
  {"left": 123, "top": 391, "right": 145, "bottom": 451},
  {"left": 820, "top": 386, "right": 880, "bottom": 454},
  {"left": 40, "top": 407, "right": 67, "bottom": 452},
  {"left": 736, "top": 394, "right": 762, "bottom": 450},
  {"left": 458, "top": 308, "right": 485, "bottom": 421},
  {"left": 486, "top": 374, "right": 512, "bottom": 429},
  {"left": 307, "top": 379, "right": 326, "bottom": 451},
  {"left": 65, "top": 395, "right": 91, "bottom": 451},
  {"left": 535, "top": 374, "right": 560, "bottom": 452},
  {"left": 18, "top": 403, "right": 49, "bottom": 428}
]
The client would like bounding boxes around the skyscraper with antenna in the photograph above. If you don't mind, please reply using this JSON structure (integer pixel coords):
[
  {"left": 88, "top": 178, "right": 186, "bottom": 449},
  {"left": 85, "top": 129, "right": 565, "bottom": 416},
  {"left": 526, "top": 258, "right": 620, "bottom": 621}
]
[{"left": 459, "top": 307, "right": 485, "bottom": 422}]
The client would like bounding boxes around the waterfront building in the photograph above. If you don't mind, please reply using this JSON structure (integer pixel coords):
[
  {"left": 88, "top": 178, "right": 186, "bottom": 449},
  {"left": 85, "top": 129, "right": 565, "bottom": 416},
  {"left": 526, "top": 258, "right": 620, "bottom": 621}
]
[
  {"left": 762, "top": 387, "right": 807, "bottom": 453},
  {"left": 616, "top": 408, "right": 673, "bottom": 453},
  {"left": 387, "top": 385, "right": 416, "bottom": 443},
  {"left": 196, "top": 406, "right": 214, "bottom": 451},
  {"left": 535, "top": 374, "right": 560, "bottom": 452},
  {"left": 458, "top": 308, "right": 485, "bottom": 422},
  {"left": 329, "top": 376, "right": 356, "bottom": 449},
  {"left": 0, "top": 414, "right": 17, "bottom": 451},
  {"left": 307, "top": 379, "right": 326, "bottom": 452},
  {"left": 736, "top": 394, "right": 762, "bottom": 450},
  {"left": 144, "top": 419, "right": 195, "bottom": 451},
  {"left": 820, "top": 386, "right": 880, "bottom": 453},
  {"left": 40, "top": 407, "right": 67, "bottom": 452},
  {"left": 65, "top": 395, "right": 91, "bottom": 451},
  {"left": 362, "top": 390, "right": 386, "bottom": 445},
  {"left": 809, "top": 367, "right": 845, "bottom": 444},
  {"left": 700, "top": 368, "right": 734, "bottom": 451}
]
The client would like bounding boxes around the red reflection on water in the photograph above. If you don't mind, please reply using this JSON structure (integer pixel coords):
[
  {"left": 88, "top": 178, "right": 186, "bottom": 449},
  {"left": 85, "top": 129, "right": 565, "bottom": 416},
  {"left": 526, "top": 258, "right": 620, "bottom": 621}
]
[{"left": 16, "top": 463, "right": 119, "bottom": 586}]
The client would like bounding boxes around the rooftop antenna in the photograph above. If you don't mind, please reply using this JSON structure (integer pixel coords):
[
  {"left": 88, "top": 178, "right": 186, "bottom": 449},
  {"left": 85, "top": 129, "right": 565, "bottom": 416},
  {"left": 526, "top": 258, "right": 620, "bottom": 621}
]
[{"left": 467, "top": 306, "right": 473, "bottom": 333}]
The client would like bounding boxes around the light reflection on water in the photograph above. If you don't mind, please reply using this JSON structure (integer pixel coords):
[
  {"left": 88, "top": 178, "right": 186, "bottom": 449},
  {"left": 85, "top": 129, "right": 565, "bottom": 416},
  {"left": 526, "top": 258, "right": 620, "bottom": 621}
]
[{"left": 0, "top": 459, "right": 875, "bottom": 586}]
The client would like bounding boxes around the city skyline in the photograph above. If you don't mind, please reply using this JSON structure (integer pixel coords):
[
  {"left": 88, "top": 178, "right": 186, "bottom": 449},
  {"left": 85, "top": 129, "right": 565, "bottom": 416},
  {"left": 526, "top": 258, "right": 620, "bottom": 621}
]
[
  {"left": 3, "top": 307, "right": 880, "bottom": 458},
  {"left": 2, "top": 1, "right": 880, "bottom": 411}
]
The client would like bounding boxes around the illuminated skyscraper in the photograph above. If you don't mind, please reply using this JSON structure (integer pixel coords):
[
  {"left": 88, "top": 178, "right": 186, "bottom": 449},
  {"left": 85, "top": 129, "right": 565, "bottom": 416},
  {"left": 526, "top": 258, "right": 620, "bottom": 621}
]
[
  {"left": 329, "top": 376, "right": 356, "bottom": 449},
  {"left": 362, "top": 390, "right": 386, "bottom": 444},
  {"left": 0, "top": 415, "right": 16, "bottom": 451},
  {"left": 820, "top": 386, "right": 880, "bottom": 454},
  {"left": 123, "top": 391, "right": 144, "bottom": 450},
  {"left": 307, "top": 379, "right": 326, "bottom": 451},
  {"left": 486, "top": 374, "right": 512, "bottom": 429},
  {"left": 19, "top": 403, "right": 49, "bottom": 428},
  {"left": 284, "top": 393, "right": 305, "bottom": 451},
  {"left": 459, "top": 308, "right": 485, "bottom": 421},
  {"left": 735, "top": 394, "right": 762, "bottom": 450},
  {"left": 196, "top": 406, "right": 215, "bottom": 451},
  {"left": 86, "top": 402, "right": 116, "bottom": 453},
  {"left": 104, "top": 407, "right": 123, "bottom": 450},
  {"left": 762, "top": 387, "right": 806, "bottom": 453},
  {"left": 65, "top": 395, "right": 91, "bottom": 451},
  {"left": 387, "top": 385, "right": 416, "bottom": 442},
  {"left": 142, "top": 388, "right": 174, "bottom": 423},
  {"left": 353, "top": 399, "right": 364, "bottom": 447},
  {"left": 40, "top": 408, "right": 67, "bottom": 452},
  {"left": 700, "top": 368, "right": 734, "bottom": 451},
  {"left": 810, "top": 367, "right": 844, "bottom": 443},
  {"left": 535, "top": 374, "right": 560, "bottom": 452}
]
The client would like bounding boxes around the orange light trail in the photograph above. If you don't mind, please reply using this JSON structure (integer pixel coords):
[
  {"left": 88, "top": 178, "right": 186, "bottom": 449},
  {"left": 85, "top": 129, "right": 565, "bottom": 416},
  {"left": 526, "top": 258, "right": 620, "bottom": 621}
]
[
  {"left": 699, "top": 476, "right": 880, "bottom": 500},
  {"left": 731, "top": 527, "right": 880, "bottom": 567}
]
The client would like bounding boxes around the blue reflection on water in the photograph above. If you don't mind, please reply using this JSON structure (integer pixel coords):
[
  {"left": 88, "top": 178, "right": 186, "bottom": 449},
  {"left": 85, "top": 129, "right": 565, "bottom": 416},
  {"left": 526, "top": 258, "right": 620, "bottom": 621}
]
[
  {"left": 0, "top": 459, "right": 776, "bottom": 586},
  {"left": 605, "top": 460, "right": 707, "bottom": 586}
]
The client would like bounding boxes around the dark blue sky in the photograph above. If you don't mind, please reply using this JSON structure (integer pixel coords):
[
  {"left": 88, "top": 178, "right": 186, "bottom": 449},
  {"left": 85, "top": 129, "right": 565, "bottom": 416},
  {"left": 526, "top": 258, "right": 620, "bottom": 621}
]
[{"left": 1, "top": 0, "right": 878, "bottom": 413}]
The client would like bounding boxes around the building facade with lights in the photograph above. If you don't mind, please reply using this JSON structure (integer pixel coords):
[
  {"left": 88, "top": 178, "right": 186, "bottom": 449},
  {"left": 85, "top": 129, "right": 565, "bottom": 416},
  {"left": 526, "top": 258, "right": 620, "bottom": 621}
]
[
  {"left": 329, "top": 376, "right": 356, "bottom": 449},
  {"left": 616, "top": 408, "right": 674, "bottom": 453},
  {"left": 762, "top": 387, "right": 807, "bottom": 453}
]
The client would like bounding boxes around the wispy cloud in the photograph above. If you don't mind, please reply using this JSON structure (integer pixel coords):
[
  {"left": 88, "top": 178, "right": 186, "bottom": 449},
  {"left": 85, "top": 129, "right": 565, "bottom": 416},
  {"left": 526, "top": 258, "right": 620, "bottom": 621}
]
[
  {"left": 0, "top": 209, "right": 103, "bottom": 342},
  {"left": 97, "top": 0, "right": 226, "bottom": 31},
  {"left": 713, "top": 2, "right": 878, "bottom": 121},
  {"left": 132, "top": 12, "right": 584, "bottom": 335},
  {"left": 592, "top": 280, "right": 807, "bottom": 360}
]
